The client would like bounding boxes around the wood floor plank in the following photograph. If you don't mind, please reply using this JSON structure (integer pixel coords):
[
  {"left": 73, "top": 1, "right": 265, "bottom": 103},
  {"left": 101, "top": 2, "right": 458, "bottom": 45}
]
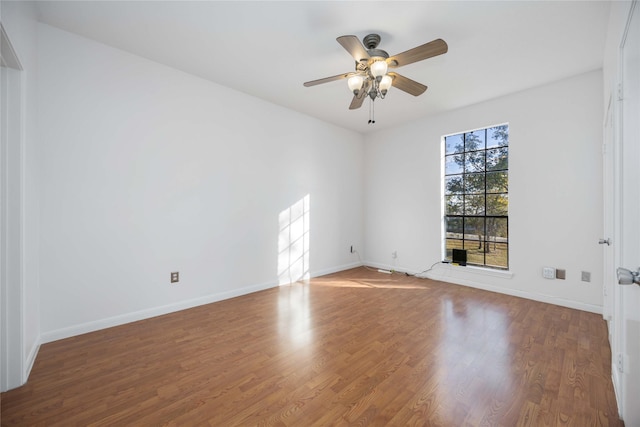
[{"left": 0, "top": 267, "right": 623, "bottom": 426}]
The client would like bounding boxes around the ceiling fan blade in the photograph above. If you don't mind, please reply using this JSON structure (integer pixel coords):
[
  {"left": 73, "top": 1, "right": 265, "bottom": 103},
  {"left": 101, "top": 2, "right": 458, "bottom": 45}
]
[
  {"left": 387, "top": 39, "right": 448, "bottom": 68},
  {"left": 349, "top": 81, "right": 371, "bottom": 110},
  {"left": 349, "top": 94, "right": 365, "bottom": 110},
  {"left": 388, "top": 72, "right": 428, "bottom": 96},
  {"left": 337, "top": 35, "right": 370, "bottom": 63},
  {"left": 303, "top": 72, "right": 352, "bottom": 87}
]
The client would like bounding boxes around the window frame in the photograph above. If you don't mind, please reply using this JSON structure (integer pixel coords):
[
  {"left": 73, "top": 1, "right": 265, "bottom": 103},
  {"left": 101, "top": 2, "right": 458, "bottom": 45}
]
[{"left": 442, "top": 124, "right": 509, "bottom": 270}]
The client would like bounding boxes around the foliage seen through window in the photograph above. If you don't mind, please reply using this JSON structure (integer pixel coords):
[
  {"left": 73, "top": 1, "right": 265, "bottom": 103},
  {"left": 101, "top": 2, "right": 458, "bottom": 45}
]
[{"left": 444, "top": 125, "right": 508, "bottom": 269}]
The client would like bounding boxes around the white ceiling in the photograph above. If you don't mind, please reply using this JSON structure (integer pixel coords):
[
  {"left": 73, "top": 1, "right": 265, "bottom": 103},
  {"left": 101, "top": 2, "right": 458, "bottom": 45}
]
[{"left": 35, "top": 1, "right": 612, "bottom": 134}]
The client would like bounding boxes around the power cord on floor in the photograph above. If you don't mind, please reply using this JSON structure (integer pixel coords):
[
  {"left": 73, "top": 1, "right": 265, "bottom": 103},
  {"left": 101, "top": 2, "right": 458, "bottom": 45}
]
[
  {"left": 352, "top": 249, "right": 380, "bottom": 272},
  {"left": 405, "top": 260, "right": 448, "bottom": 278},
  {"left": 352, "top": 249, "right": 445, "bottom": 278}
]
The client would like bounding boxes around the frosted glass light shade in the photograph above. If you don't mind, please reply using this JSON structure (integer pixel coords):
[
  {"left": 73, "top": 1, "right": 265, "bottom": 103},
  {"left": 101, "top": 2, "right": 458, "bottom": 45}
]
[
  {"left": 370, "top": 60, "right": 388, "bottom": 79},
  {"left": 379, "top": 75, "right": 392, "bottom": 92},
  {"left": 347, "top": 75, "right": 364, "bottom": 93}
]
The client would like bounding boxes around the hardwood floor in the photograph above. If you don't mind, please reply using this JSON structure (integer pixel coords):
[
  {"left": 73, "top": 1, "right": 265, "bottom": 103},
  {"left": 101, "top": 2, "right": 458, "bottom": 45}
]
[{"left": 1, "top": 267, "right": 622, "bottom": 426}]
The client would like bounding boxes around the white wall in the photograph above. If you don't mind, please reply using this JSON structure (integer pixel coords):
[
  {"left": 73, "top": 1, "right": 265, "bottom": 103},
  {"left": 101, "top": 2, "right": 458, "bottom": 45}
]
[
  {"left": 364, "top": 70, "right": 604, "bottom": 313},
  {"left": 37, "top": 24, "right": 364, "bottom": 342},
  {"left": 1, "top": 1, "right": 41, "bottom": 389}
]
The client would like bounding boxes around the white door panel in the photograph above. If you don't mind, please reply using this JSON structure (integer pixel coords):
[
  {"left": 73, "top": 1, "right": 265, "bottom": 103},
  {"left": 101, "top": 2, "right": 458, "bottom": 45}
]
[{"left": 619, "top": 1, "right": 640, "bottom": 424}]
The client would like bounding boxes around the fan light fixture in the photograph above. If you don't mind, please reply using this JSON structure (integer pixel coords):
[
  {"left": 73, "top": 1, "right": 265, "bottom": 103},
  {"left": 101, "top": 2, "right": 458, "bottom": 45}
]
[
  {"left": 347, "top": 75, "right": 364, "bottom": 93},
  {"left": 348, "top": 58, "right": 392, "bottom": 101},
  {"left": 370, "top": 60, "right": 388, "bottom": 80}
]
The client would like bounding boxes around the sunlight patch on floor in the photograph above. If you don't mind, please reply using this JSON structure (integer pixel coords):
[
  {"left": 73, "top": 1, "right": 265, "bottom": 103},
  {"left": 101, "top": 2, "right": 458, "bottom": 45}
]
[{"left": 311, "top": 276, "right": 429, "bottom": 290}]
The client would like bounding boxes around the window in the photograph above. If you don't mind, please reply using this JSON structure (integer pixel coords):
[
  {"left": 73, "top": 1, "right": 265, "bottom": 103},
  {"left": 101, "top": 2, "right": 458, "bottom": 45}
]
[{"left": 443, "top": 124, "right": 509, "bottom": 269}]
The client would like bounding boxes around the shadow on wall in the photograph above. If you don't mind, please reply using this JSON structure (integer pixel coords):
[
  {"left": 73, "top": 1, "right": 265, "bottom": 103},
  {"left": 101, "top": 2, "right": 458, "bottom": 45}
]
[{"left": 278, "top": 194, "right": 310, "bottom": 285}]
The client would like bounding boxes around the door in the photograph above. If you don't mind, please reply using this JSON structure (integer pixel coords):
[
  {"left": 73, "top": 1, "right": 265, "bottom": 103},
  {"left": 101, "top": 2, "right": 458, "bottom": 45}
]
[
  {"left": 0, "top": 23, "right": 24, "bottom": 392},
  {"left": 618, "top": 1, "right": 640, "bottom": 424},
  {"left": 602, "top": 94, "right": 615, "bottom": 326}
]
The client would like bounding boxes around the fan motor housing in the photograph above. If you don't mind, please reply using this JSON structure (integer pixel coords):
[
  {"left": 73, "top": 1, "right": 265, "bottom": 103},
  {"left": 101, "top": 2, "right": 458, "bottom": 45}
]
[
  {"left": 368, "top": 49, "right": 389, "bottom": 60},
  {"left": 363, "top": 33, "right": 381, "bottom": 49},
  {"left": 363, "top": 34, "right": 389, "bottom": 61}
]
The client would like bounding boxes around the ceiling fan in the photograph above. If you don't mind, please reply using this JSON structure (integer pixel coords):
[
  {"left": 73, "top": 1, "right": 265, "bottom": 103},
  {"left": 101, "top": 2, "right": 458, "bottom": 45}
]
[{"left": 303, "top": 34, "right": 448, "bottom": 111}]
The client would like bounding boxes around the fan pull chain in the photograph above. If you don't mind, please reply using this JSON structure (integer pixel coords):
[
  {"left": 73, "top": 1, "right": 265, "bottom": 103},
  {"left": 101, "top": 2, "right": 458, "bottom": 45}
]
[{"left": 368, "top": 98, "right": 375, "bottom": 124}]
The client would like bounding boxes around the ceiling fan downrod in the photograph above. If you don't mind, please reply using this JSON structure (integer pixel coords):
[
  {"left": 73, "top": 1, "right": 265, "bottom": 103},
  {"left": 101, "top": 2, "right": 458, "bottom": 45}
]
[{"left": 368, "top": 98, "right": 376, "bottom": 124}]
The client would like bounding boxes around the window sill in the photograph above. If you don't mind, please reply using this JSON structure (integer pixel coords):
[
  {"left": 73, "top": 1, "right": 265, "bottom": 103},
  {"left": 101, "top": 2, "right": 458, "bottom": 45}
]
[{"left": 439, "top": 263, "right": 513, "bottom": 279}]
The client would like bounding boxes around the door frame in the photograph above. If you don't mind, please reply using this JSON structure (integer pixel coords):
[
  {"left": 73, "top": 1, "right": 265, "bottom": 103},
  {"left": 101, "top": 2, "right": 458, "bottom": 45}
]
[{"left": 0, "top": 22, "right": 25, "bottom": 392}]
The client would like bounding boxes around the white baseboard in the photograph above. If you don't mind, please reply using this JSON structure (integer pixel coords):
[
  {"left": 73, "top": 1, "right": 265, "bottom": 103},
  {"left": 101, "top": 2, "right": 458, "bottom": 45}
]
[
  {"left": 310, "top": 261, "right": 362, "bottom": 278},
  {"left": 432, "top": 272, "right": 601, "bottom": 313},
  {"left": 367, "top": 260, "right": 602, "bottom": 314},
  {"left": 40, "top": 262, "right": 365, "bottom": 344},
  {"left": 40, "top": 280, "right": 278, "bottom": 344},
  {"left": 364, "top": 261, "right": 405, "bottom": 273},
  {"left": 24, "top": 337, "right": 40, "bottom": 382},
  {"left": 612, "top": 369, "right": 623, "bottom": 419}
]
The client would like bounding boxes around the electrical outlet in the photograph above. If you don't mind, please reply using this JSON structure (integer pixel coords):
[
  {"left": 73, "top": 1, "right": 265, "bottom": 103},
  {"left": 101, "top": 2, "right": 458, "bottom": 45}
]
[
  {"left": 392, "top": 251, "right": 397, "bottom": 259},
  {"left": 556, "top": 269, "right": 566, "bottom": 280},
  {"left": 581, "top": 271, "right": 591, "bottom": 282},
  {"left": 171, "top": 272, "right": 179, "bottom": 283},
  {"left": 543, "top": 267, "right": 555, "bottom": 279}
]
